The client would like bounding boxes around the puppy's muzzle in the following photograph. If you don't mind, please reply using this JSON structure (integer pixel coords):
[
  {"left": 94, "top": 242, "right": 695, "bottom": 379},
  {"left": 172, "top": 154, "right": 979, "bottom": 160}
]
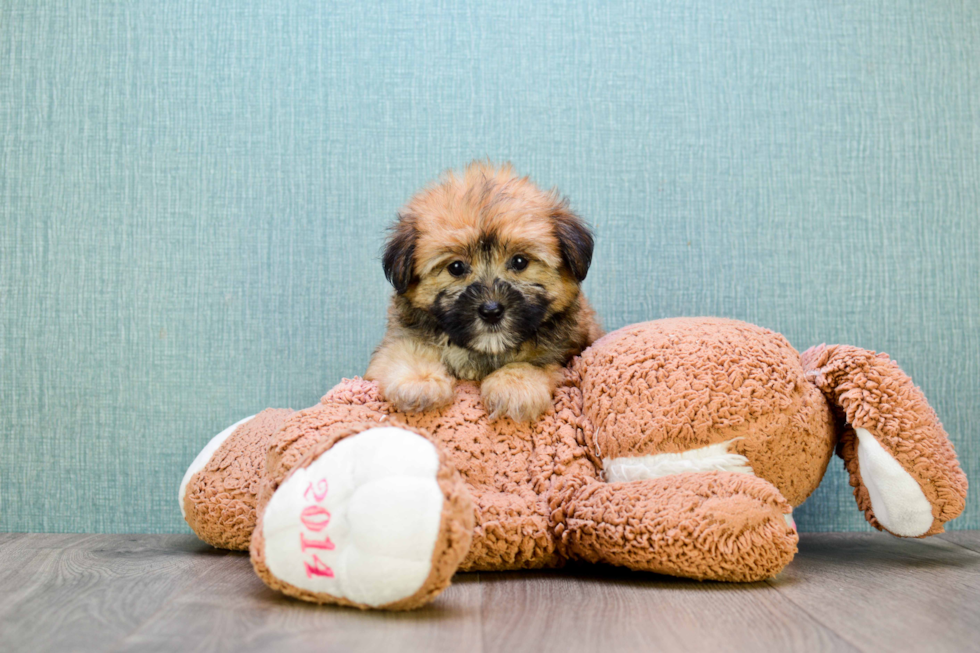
[{"left": 477, "top": 301, "right": 505, "bottom": 324}]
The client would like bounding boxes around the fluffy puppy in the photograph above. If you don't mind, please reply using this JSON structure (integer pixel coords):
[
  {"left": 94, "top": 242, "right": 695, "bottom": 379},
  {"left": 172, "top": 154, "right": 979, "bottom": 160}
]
[{"left": 365, "top": 161, "right": 602, "bottom": 422}]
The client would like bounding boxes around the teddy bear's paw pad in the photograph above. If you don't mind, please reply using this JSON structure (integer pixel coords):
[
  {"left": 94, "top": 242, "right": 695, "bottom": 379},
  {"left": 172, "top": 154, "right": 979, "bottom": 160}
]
[
  {"left": 178, "top": 414, "right": 256, "bottom": 518},
  {"left": 855, "top": 427, "right": 934, "bottom": 536},
  {"left": 261, "top": 427, "right": 444, "bottom": 607}
]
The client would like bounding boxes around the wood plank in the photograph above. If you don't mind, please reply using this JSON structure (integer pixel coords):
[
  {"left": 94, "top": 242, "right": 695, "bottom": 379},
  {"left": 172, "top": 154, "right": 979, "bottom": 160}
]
[
  {"left": 0, "top": 533, "right": 24, "bottom": 546},
  {"left": 0, "top": 546, "right": 46, "bottom": 593},
  {"left": 938, "top": 531, "right": 980, "bottom": 555},
  {"left": 0, "top": 533, "right": 26, "bottom": 565},
  {"left": 0, "top": 534, "right": 229, "bottom": 653},
  {"left": 1, "top": 533, "right": 103, "bottom": 550},
  {"left": 479, "top": 567, "right": 855, "bottom": 653},
  {"left": 117, "top": 555, "right": 484, "bottom": 653},
  {"left": 766, "top": 532, "right": 980, "bottom": 653},
  {"left": 2, "top": 532, "right": 978, "bottom": 653}
]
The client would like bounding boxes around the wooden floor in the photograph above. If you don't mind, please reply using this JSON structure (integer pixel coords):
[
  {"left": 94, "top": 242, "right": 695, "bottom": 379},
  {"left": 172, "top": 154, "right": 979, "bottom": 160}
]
[{"left": 1, "top": 532, "right": 978, "bottom": 652}]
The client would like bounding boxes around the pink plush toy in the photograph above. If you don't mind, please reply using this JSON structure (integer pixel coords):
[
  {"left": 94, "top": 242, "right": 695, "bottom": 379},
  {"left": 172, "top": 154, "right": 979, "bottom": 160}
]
[{"left": 180, "top": 317, "right": 967, "bottom": 610}]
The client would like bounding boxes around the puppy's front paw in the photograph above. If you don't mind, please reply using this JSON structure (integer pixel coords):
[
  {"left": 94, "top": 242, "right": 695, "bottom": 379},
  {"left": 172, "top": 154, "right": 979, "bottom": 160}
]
[
  {"left": 480, "top": 363, "right": 556, "bottom": 422},
  {"left": 383, "top": 371, "right": 455, "bottom": 414}
]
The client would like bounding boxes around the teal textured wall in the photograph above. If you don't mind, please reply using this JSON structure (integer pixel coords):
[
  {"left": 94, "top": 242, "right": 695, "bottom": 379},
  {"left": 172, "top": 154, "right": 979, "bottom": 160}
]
[{"left": 1, "top": 1, "right": 977, "bottom": 534}]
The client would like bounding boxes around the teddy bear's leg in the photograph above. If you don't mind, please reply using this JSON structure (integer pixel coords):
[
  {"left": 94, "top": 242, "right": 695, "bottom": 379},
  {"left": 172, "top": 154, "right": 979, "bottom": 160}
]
[
  {"left": 250, "top": 422, "right": 474, "bottom": 610},
  {"left": 180, "top": 408, "right": 295, "bottom": 550},
  {"left": 802, "top": 344, "right": 968, "bottom": 536},
  {"left": 556, "top": 471, "right": 798, "bottom": 582},
  {"left": 456, "top": 488, "right": 562, "bottom": 571}
]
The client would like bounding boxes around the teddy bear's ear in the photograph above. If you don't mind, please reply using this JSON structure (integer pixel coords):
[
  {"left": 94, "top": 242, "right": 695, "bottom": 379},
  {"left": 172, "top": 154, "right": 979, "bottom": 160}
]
[
  {"left": 382, "top": 213, "right": 418, "bottom": 294},
  {"left": 551, "top": 201, "right": 594, "bottom": 282}
]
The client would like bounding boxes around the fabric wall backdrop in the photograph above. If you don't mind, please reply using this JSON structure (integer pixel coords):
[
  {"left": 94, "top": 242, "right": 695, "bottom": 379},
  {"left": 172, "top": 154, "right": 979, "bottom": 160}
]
[{"left": 1, "top": 1, "right": 977, "bottom": 534}]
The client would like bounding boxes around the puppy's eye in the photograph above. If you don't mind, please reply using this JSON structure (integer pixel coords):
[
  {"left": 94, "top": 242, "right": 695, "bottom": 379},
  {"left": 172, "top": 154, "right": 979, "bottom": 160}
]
[
  {"left": 447, "top": 261, "right": 468, "bottom": 277},
  {"left": 510, "top": 254, "right": 529, "bottom": 272}
]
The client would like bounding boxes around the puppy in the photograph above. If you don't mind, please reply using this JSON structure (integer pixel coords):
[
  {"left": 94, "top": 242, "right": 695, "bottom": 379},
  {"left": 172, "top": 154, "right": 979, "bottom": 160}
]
[{"left": 365, "top": 161, "right": 603, "bottom": 422}]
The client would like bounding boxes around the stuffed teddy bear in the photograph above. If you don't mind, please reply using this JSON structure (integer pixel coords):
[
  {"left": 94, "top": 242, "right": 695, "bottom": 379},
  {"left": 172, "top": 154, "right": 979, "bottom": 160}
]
[{"left": 179, "top": 317, "right": 967, "bottom": 610}]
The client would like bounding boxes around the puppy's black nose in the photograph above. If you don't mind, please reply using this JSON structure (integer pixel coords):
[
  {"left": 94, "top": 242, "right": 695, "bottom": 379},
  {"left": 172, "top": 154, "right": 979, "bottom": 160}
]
[{"left": 477, "top": 301, "right": 505, "bottom": 324}]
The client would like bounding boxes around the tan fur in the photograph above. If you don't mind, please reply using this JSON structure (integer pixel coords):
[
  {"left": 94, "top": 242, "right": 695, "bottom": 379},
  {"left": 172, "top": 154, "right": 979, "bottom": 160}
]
[
  {"left": 481, "top": 362, "right": 564, "bottom": 422},
  {"left": 405, "top": 162, "right": 565, "bottom": 271},
  {"left": 366, "top": 161, "right": 602, "bottom": 421},
  {"left": 364, "top": 336, "right": 455, "bottom": 413}
]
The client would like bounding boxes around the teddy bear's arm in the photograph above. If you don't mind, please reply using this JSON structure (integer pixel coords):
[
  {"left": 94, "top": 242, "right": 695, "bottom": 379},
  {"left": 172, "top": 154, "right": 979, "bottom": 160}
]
[
  {"left": 555, "top": 471, "right": 798, "bottom": 582},
  {"left": 802, "top": 344, "right": 968, "bottom": 536}
]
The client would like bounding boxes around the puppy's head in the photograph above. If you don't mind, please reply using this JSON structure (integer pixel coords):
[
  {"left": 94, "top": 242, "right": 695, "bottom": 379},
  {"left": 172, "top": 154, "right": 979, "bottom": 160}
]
[{"left": 383, "top": 161, "right": 593, "bottom": 355}]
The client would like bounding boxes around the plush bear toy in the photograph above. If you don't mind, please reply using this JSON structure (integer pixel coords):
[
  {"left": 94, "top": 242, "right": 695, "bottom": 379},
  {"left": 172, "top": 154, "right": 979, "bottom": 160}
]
[{"left": 179, "top": 317, "right": 967, "bottom": 610}]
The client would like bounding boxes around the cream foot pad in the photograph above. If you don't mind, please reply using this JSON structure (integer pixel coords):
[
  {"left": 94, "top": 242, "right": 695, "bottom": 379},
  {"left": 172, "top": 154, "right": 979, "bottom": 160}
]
[
  {"left": 855, "top": 427, "right": 934, "bottom": 537},
  {"left": 260, "top": 427, "right": 448, "bottom": 608}
]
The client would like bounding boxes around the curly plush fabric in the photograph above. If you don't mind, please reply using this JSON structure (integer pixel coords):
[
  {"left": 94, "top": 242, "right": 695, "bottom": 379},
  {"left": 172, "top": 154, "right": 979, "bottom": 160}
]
[
  {"left": 574, "top": 318, "right": 837, "bottom": 507},
  {"left": 260, "top": 365, "right": 801, "bottom": 582},
  {"left": 557, "top": 471, "right": 797, "bottom": 581},
  {"left": 320, "top": 377, "right": 594, "bottom": 570},
  {"left": 183, "top": 408, "right": 293, "bottom": 550},
  {"left": 181, "top": 317, "right": 968, "bottom": 609},
  {"left": 802, "top": 344, "right": 968, "bottom": 535}
]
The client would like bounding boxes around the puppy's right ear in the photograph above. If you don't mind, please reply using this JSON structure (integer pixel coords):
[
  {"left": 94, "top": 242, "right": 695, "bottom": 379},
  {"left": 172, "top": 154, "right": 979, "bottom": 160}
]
[{"left": 382, "top": 214, "right": 418, "bottom": 294}]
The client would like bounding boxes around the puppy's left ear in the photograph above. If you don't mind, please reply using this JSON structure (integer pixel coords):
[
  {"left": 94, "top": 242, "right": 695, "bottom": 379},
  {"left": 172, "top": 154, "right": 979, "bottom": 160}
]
[
  {"left": 382, "top": 213, "right": 418, "bottom": 294},
  {"left": 552, "top": 202, "right": 594, "bottom": 282}
]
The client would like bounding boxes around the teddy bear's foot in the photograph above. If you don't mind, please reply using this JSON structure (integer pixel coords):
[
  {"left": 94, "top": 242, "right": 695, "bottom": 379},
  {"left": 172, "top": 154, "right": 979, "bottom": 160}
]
[
  {"left": 559, "top": 471, "right": 798, "bottom": 582},
  {"left": 849, "top": 427, "right": 934, "bottom": 536},
  {"left": 802, "top": 344, "right": 968, "bottom": 536},
  {"left": 180, "top": 408, "right": 295, "bottom": 550},
  {"left": 251, "top": 425, "right": 473, "bottom": 610},
  {"left": 179, "top": 414, "right": 256, "bottom": 518}
]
